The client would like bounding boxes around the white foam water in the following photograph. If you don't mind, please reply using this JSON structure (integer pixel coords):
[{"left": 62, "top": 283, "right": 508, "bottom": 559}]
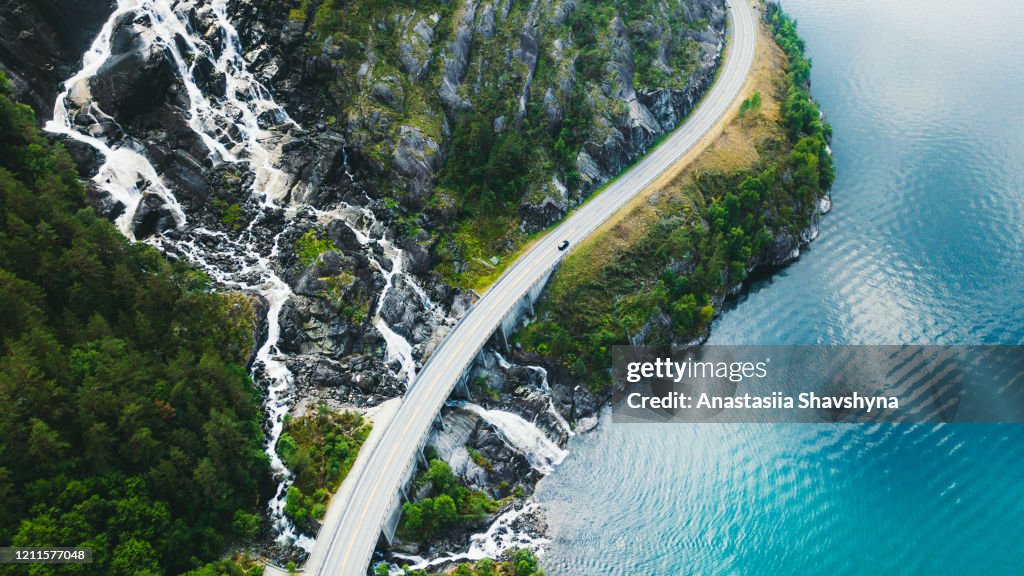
[
  {"left": 372, "top": 245, "right": 418, "bottom": 384},
  {"left": 315, "top": 202, "right": 438, "bottom": 388},
  {"left": 388, "top": 501, "right": 549, "bottom": 573},
  {"left": 45, "top": 0, "right": 448, "bottom": 553},
  {"left": 526, "top": 364, "right": 574, "bottom": 438},
  {"left": 44, "top": 0, "right": 311, "bottom": 548},
  {"left": 460, "top": 403, "right": 567, "bottom": 475},
  {"left": 491, "top": 352, "right": 574, "bottom": 437},
  {"left": 44, "top": 3, "right": 185, "bottom": 237}
]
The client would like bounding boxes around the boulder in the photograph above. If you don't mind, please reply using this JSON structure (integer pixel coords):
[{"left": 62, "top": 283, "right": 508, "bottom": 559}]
[
  {"left": 131, "top": 192, "right": 178, "bottom": 238},
  {"left": 85, "top": 183, "right": 126, "bottom": 221},
  {"left": 378, "top": 276, "right": 425, "bottom": 340},
  {"left": 90, "top": 13, "right": 179, "bottom": 122}
]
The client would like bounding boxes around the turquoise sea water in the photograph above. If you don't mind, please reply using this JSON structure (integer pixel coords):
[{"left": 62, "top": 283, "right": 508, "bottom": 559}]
[{"left": 536, "top": 0, "right": 1024, "bottom": 573}]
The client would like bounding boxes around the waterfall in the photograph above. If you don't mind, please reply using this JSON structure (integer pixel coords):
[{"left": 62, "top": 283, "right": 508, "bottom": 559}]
[
  {"left": 45, "top": 0, "right": 310, "bottom": 548},
  {"left": 372, "top": 244, "right": 418, "bottom": 384},
  {"left": 45, "top": 0, "right": 444, "bottom": 552},
  {"left": 525, "top": 364, "right": 574, "bottom": 438},
  {"left": 492, "top": 352, "right": 574, "bottom": 437},
  {"left": 389, "top": 501, "right": 549, "bottom": 573},
  {"left": 44, "top": 2, "right": 185, "bottom": 237},
  {"left": 314, "top": 203, "right": 437, "bottom": 388},
  {"left": 45, "top": 0, "right": 295, "bottom": 235},
  {"left": 459, "top": 403, "right": 568, "bottom": 475}
]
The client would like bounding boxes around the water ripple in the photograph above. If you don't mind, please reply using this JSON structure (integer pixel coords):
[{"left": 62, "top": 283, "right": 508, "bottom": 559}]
[{"left": 537, "top": 0, "right": 1024, "bottom": 572}]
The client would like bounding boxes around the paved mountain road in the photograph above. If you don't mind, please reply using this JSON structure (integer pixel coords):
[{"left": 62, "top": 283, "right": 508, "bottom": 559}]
[{"left": 308, "top": 1, "right": 758, "bottom": 573}]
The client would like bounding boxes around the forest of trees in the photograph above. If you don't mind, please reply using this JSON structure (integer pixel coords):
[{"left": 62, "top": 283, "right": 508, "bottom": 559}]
[
  {"left": 277, "top": 403, "right": 370, "bottom": 527},
  {"left": 0, "top": 74, "right": 269, "bottom": 575}
]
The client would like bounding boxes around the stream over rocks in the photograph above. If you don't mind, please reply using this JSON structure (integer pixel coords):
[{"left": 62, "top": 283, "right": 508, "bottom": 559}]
[{"left": 44, "top": 0, "right": 453, "bottom": 557}]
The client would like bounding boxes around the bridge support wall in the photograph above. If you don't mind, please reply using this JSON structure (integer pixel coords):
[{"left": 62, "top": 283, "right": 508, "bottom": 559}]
[{"left": 377, "top": 264, "right": 559, "bottom": 547}]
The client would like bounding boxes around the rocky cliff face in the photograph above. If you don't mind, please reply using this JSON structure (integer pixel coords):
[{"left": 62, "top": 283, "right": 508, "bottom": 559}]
[
  {"left": 0, "top": 0, "right": 114, "bottom": 117},
  {"left": 0, "top": 0, "right": 728, "bottom": 406},
  {"left": 228, "top": 0, "right": 727, "bottom": 276},
  {"left": 0, "top": 0, "right": 730, "bottom": 559}
]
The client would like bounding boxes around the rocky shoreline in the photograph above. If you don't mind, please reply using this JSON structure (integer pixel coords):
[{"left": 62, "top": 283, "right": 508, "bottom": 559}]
[{"left": 374, "top": 187, "right": 833, "bottom": 571}]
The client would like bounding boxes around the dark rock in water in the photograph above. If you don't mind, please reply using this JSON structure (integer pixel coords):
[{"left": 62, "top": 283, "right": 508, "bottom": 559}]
[
  {"left": 277, "top": 291, "right": 378, "bottom": 362},
  {"left": 131, "top": 193, "right": 177, "bottom": 238},
  {"left": 246, "top": 294, "right": 270, "bottom": 370},
  {"left": 316, "top": 249, "right": 347, "bottom": 276},
  {"left": 326, "top": 219, "right": 363, "bottom": 253},
  {"left": 85, "top": 183, "right": 126, "bottom": 221},
  {"left": 398, "top": 234, "right": 432, "bottom": 275},
  {"left": 61, "top": 137, "right": 103, "bottom": 178},
  {"left": 90, "top": 14, "right": 178, "bottom": 122},
  {"left": 571, "top": 384, "right": 600, "bottom": 422},
  {"left": 192, "top": 55, "right": 226, "bottom": 98},
  {"left": 277, "top": 299, "right": 309, "bottom": 355},
  {"left": 276, "top": 132, "right": 352, "bottom": 207},
  {"left": 310, "top": 359, "right": 352, "bottom": 389},
  {"left": 292, "top": 263, "right": 327, "bottom": 297},
  {"left": 164, "top": 149, "right": 210, "bottom": 201},
  {"left": 472, "top": 423, "right": 534, "bottom": 488},
  {"left": 378, "top": 275, "right": 426, "bottom": 341}
]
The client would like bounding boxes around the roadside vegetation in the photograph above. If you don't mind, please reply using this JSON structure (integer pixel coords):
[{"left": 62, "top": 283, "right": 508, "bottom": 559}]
[
  {"left": 397, "top": 452, "right": 500, "bottom": 542},
  {"left": 181, "top": 557, "right": 264, "bottom": 576},
  {"left": 0, "top": 73, "right": 269, "bottom": 575},
  {"left": 277, "top": 403, "right": 371, "bottom": 526},
  {"left": 516, "top": 5, "right": 834, "bottom": 390},
  {"left": 432, "top": 0, "right": 704, "bottom": 290}
]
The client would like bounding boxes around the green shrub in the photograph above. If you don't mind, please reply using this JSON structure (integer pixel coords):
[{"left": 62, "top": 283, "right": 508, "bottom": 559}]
[
  {"left": 294, "top": 229, "right": 336, "bottom": 267},
  {"left": 279, "top": 404, "right": 370, "bottom": 523}
]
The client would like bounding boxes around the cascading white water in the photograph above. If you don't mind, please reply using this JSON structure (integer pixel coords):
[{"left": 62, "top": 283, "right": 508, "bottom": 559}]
[
  {"left": 372, "top": 246, "right": 418, "bottom": 383},
  {"left": 45, "top": 0, "right": 314, "bottom": 548},
  {"left": 527, "top": 364, "right": 575, "bottom": 438},
  {"left": 44, "top": 2, "right": 185, "bottom": 237},
  {"left": 314, "top": 203, "right": 436, "bottom": 388},
  {"left": 171, "top": 224, "right": 312, "bottom": 548},
  {"left": 493, "top": 351, "right": 575, "bottom": 438},
  {"left": 45, "top": 0, "right": 450, "bottom": 556},
  {"left": 459, "top": 403, "right": 568, "bottom": 475},
  {"left": 45, "top": 0, "right": 295, "bottom": 236}
]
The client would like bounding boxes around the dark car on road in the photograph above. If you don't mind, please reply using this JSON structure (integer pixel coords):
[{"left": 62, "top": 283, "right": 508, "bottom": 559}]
[{"left": 558, "top": 240, "right": 570, "bottom": 251}]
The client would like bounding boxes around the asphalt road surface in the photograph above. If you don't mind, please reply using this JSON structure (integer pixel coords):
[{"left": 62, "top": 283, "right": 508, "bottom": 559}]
[{"left": 309, "top": 1, "right": 757, "bottom": 573}]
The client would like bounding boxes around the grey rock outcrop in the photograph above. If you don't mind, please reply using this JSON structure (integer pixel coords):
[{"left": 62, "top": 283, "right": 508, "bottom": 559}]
[
  {"left": 439, "top": 0, "right": 478, "bottom": 114},
  {"left": 90, "top": 14, "right": 178, "bottom": 122},
  {"left": 392, "top": 125, "right": 442, "bottom": 207},
  {"left": 0, "top": 0, "right": 115, "bottom": 120}
]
